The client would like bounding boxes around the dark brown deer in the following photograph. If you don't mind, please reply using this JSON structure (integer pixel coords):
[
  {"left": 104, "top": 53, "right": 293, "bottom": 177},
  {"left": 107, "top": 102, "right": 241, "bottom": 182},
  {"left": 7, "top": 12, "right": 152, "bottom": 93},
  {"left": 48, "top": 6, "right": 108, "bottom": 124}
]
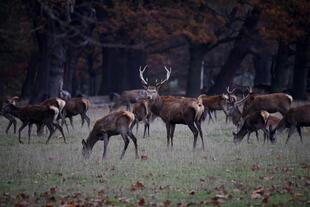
[
  {"left": 235, "top": 91, "right": 293, "bottom": 118},
  {"left": 0, "top": 96, "right": 19, "bottom": 134},
  {"left": 226, "top": 104, "right": 242, "bottom": 129},
  {"left": 139, "top": 66, "right": 205, "bottom": 150},
  {"left": 2, "top": 103, "right": 66, "bottom": 144},
  {"left": 269, "top": 104, "right": 310, "bottom": 144},
  {"left": 132, "top": 100, "right": 154, "bottom": 138},
  {"left": 63, "top": 97, "right": 91, "bottom": 128},
  {"left": 233, "top": 111, "right": 270, "bottom": 144},
  {"left": 82, "top": 110, "right": 138, "bottom": 159}
]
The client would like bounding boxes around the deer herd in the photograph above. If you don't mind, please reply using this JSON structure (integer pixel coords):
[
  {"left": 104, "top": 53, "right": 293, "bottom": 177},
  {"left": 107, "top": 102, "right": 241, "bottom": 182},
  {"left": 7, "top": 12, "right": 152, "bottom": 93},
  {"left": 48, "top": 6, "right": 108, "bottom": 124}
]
[{"left": 0, "top": 66, "right": 309, "bottom": 160}]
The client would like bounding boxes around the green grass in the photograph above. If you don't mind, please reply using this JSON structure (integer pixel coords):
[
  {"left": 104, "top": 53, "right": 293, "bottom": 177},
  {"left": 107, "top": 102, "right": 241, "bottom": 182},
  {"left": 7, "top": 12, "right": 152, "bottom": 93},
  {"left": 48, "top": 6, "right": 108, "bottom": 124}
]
[{"left": 0, "top": 107, "right": 309, "bottom": 206}]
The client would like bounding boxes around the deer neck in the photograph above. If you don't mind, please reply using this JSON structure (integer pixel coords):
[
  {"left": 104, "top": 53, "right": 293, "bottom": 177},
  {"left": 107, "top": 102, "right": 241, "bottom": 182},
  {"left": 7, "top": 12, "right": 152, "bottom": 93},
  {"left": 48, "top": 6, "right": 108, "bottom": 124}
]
[
  {"left": 85, "top": 131, "right": 100, "bottom": 151},
  {"left": 149, "top": 95, "right": 162, "bottom": 116}
]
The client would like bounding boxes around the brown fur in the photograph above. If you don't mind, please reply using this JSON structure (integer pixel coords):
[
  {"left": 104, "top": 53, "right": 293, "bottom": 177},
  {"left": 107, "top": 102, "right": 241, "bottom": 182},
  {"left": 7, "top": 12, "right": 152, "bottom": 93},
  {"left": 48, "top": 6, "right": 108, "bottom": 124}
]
[
  {"left": 132, "top": 100, "right": 154, "bottom": 138},
  {"left": 82, "top": 110, "right": 138, "bottom": 159},
  {"left": 200, "top": 95, "right": 228, "bottom": 121},
  {"left": 110, "top": 89, "right": 148, "bottom": 111},
  {"left": 2, "top": 103, "right": 65, "bottom": 144},
  {"left": 242, "top": 93, "right": 292, "bottom": 117},
  {"left": 270, "top": 104, "right": 310, "bottom": 144},
  {"left": 64, "top": 97, "right": 91, "bottom": 128},
  {"left": 0, "top": 96, "right": 18, "bottom": 134}
]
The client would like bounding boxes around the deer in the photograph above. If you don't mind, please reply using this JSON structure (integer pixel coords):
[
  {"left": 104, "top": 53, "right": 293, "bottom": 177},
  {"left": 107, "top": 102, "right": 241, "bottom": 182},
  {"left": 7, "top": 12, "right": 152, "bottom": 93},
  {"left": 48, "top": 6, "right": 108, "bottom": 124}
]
[
  {"left": 235, "top": 90, "right": 293, "bottom": 118},
  {"left": 0, "top": 96, "right": 19, "bottom": 134},
  {"left": 2, "top": 102, "right": 66, "bottom": 144},
  {"left": 132, "top": 100, "right": 155, "bottom": 138},
  {"left": 233, "top": 110, "right": 270, "bottom": 144},
  {"left": 200, "top": 94, "right": 229, "bottom": 122},
  {"left": 269, "top": 104, "right": 310, "bottom": 144},
  {"left": 63, "top": 97, "right": 91, "bottom": 128},
  {"left": 82, "top": 110, "right": 138, "bottom": 159},
  {"left": 139, "top": 65, "right": 205, "bottom": 150}
]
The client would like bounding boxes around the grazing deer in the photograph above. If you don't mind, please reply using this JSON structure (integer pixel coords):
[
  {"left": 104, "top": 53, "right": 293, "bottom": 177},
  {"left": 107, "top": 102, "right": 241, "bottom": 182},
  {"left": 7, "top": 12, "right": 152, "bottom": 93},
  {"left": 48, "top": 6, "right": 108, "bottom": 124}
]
[
  {"left": 0, "top": 96, "right": 19, "bottom": 134},
  {"left": 82, "top": 110, "right": 138, "bottom": 159},
  {"left": 63, "top": 97, "right": 91, "bottom": 128},
  {"left": 132, "top": 100, "right": 154, "bottom": 138},
  {"left": 139, "top": 66, "right": 205, "bottom": 150},
  {"left": 2, "top": 103, "right": 66, "bottom": 144},
  {"left": 233, "top": 111, "right": 270, "bottom": 144},
  {"left": 269, "top": 104, "right": 310, "bottom": 144}
]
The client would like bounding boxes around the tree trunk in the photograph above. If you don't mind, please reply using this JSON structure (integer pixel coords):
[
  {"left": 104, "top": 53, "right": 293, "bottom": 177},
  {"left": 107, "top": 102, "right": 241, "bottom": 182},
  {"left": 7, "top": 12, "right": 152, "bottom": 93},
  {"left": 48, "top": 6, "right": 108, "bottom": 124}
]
[
  {"left": 271, "top": 41, "right": 291, "bottom": 92},
  {"left": 99, "top": 47, "right": 146, "bottom": 95},
  {"left": 208, "top": 7, "right": 261, "bottom": 94},
  {"left": 21, "top": 53, "right": 39, "bottom": 99},
  {"left": 292, "top": 38, "right": 308, "bottom": 100},
  {"left": 87, "top": 51, "right": 96, "bottom": 95},
  {"left": 30, "top": 20, "right": 66, "bottom": 103},
  {"left": 64, "top": 47, "right": 80, "bottom": 94},
  {"left": 186, "top": 45, "right": 205, "bottom": 97}
]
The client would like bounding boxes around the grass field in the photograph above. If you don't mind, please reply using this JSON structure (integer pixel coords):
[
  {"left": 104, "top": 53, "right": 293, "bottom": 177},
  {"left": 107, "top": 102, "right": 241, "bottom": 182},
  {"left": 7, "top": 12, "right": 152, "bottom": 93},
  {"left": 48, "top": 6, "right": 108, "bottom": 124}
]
[{"left": 0, "top": 107, "right": 309, "bottom": 206}]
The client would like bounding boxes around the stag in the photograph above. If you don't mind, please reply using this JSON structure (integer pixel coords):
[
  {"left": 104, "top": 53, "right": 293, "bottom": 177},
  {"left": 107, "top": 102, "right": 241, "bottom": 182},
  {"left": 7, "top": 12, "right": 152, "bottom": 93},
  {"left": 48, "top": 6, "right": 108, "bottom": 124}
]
[
  {"left": 235, "top": 90, "right": 293, "bottom": 118},
  {"left": 139, "top": 66, "right": 205, "bottom": 150},
  {"left": 0, "top": 96, "right": 18, "bottom": 134},
  {"left": 269, "top": 104, "right": 310, "bottom": 144},
  {"left": 82, "top": 110, "right": 138, "bottom": 159}
]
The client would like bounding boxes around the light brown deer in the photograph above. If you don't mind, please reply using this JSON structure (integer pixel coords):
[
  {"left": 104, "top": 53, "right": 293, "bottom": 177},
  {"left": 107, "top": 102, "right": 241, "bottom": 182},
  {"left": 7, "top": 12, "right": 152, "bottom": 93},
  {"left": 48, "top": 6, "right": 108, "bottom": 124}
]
[
  {"left": 139, "top": 66, "right": 205, "bottom": 150},
  {"left": 200, "top": 94, "right": 229, "bottom": 122},
  {"left": 269, "top": 104, "right": 310, "bottom": 144},
  {"left": 82, "top": 110, "right": 138, "bottom": 159}
]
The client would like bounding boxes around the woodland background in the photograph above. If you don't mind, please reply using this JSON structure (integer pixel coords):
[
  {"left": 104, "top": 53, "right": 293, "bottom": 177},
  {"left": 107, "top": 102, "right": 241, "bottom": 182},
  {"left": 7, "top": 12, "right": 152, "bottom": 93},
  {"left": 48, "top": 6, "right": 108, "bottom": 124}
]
[{"left": 0, "top": 0, "right": 309, "bottom": 103}]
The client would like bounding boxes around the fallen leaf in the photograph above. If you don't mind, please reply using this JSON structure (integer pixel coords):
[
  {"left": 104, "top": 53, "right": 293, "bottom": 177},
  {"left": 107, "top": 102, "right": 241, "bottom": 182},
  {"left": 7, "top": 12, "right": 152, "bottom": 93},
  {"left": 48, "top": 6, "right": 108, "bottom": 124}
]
[
  {"left": 141, "top": 155, "right": 148, "bottom": 160},
  {"left": 138, "top": 197, "right": 145, "bottom": 206},
  {"left": 163, "top": 200, "right": 172, "bottom": 207},
  {"left": 130, "top": 182, "right": 145, "bottom": 191}
]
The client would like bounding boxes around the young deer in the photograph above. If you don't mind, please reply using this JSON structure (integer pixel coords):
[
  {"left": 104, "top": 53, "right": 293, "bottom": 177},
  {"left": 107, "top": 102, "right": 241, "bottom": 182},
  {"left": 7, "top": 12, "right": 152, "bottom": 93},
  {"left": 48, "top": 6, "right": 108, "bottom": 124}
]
[
  {"left": 63, "top": 97, "right": 91, "bottom": 128},
  {"left": 269, "top": 104, "right": 310, "bottom": 144},
  {"left": 2, "top": 103, "right": 66, "bottom": 144},
  {"left": 132, "top": 100, "right": 154, "bottom": 138},
  {"left": 233, "top": 111, "right": 270, "bottom": 144},
  {"left": 82, "top": 110, "right": 138, "bottom": 159},
  {"left": 200, "top": 94, "right": 229, "bottom": 122},
  {"left": 0, "top": 96, "right": 19, "bottom": 134},
  {"left": 139, "top": 66, "right": 205, "bottom": 150}
]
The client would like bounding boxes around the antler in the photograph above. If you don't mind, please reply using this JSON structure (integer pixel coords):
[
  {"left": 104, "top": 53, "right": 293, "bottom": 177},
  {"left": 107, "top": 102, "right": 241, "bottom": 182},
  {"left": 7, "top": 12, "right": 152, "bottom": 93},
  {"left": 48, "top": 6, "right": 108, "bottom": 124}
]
[
  {"left": 139, "top": 65, "right": 148, "bottom": 86},
  {"left": 226, "top": 86, "right": 236, "bottom": 94},
  {"left": 155, "top": 66, "right": 171, "bottom": 87}
]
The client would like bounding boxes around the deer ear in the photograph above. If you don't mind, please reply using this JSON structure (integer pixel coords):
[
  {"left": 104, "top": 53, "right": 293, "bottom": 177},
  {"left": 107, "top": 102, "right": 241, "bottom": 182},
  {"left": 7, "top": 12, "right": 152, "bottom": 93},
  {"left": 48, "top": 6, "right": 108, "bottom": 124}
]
[{"left": 142, "top": 84, "right": 148, "bottom": 90}]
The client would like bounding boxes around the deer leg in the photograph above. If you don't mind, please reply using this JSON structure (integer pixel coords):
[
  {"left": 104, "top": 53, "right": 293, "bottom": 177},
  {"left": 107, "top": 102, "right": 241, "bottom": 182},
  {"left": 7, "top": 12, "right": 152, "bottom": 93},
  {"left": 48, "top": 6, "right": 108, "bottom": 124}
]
[
  {"left": 296, "top": 126, "right": 303, "bottom": 143},
  {"left": 46, "top": 124, "right": 56, "bottom": 144},
  {"left": 102, "top": 135, "right": 109, "bottom": 159},
  {"left": 18, "top": 122, "right": 28, "bottom": 144},
  {"left": 214, "top": 111, "right": 217, "bottom": 120},
  {"left": 170, "top": 124, "right": 176, "bottom": 148},
  {"left": 63, "top": 119, "right": 70, "bottom": 133},
  {"left": 188, "top": 123, "right": 198, "bottom": 150},
  {"left": 195, "top": 120, "right": 205, "bottom": 151},
  {"left": 208, "top": 110, "right": 214, "bottom": 123},
  {"left": 286, "top": 126, "right": 296, "bottom": 144},
  {"left": 84, "top": 114, "right": 90, "bottom": 128},
  {"left": 165, "top": 123, "right": 171, "bottom": 148},
  {"left": 4, "top": 114, "right": 16, "bottom": 134},
  {"left": 135, "top": 121, "right": 139, "bottom": 135},
  {"left": 28, "top": 124, "right": 33, "bottom": 144},
  {"left": 120, "top": 133, "right": 130, "bottom": 159},
  {"left": 247, "top": 132, "right": 251, "bottom": 144},
  {"left": 255, "top": 131, "right": 259, "bottom": 143},
  {"left": 263, "top": 128, "right": 268, "bottom": 144},
  {"left": 80, "top": 114, "right": 85, "bottom": 127},
  {"left": 69, "top": 116, "right": 74, "bottom": 129},
  {"left": 53, "top": 123, "right": 66, "bottom": 143},
  {"left": 128, "top": 131, "right": 139, "bottom": 159}
]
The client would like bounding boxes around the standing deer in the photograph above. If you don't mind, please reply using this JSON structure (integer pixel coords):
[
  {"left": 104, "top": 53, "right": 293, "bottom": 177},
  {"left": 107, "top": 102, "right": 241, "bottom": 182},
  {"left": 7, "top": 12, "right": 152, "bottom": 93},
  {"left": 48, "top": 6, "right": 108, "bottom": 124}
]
[
  {"left": 269, "top": 104, "right": 310, "bottom": 144},
  {"left": 63, "top": 97, "right": 91, "bottom": 128},
  {"left": 200, "top": 94, "right": 229, "bottom": 122},
  {"left": 139, "top": 66, "right": 205, "bottom": 150},
  {"left": 82, "top": 110, "right": 138, "bottom": 159},
  {"left": 0, "top": 96, "right": 18, "bottom": 134},
  {"left": 132, "top": 100, "right": 154, "bottom": 138}
]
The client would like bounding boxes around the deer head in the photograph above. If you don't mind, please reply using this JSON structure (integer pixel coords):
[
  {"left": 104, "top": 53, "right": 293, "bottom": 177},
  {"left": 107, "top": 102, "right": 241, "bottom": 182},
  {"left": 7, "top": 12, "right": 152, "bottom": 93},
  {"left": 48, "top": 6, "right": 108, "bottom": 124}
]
[{"left": 139, "top": 65, "right": 171, "bottom": 100}]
